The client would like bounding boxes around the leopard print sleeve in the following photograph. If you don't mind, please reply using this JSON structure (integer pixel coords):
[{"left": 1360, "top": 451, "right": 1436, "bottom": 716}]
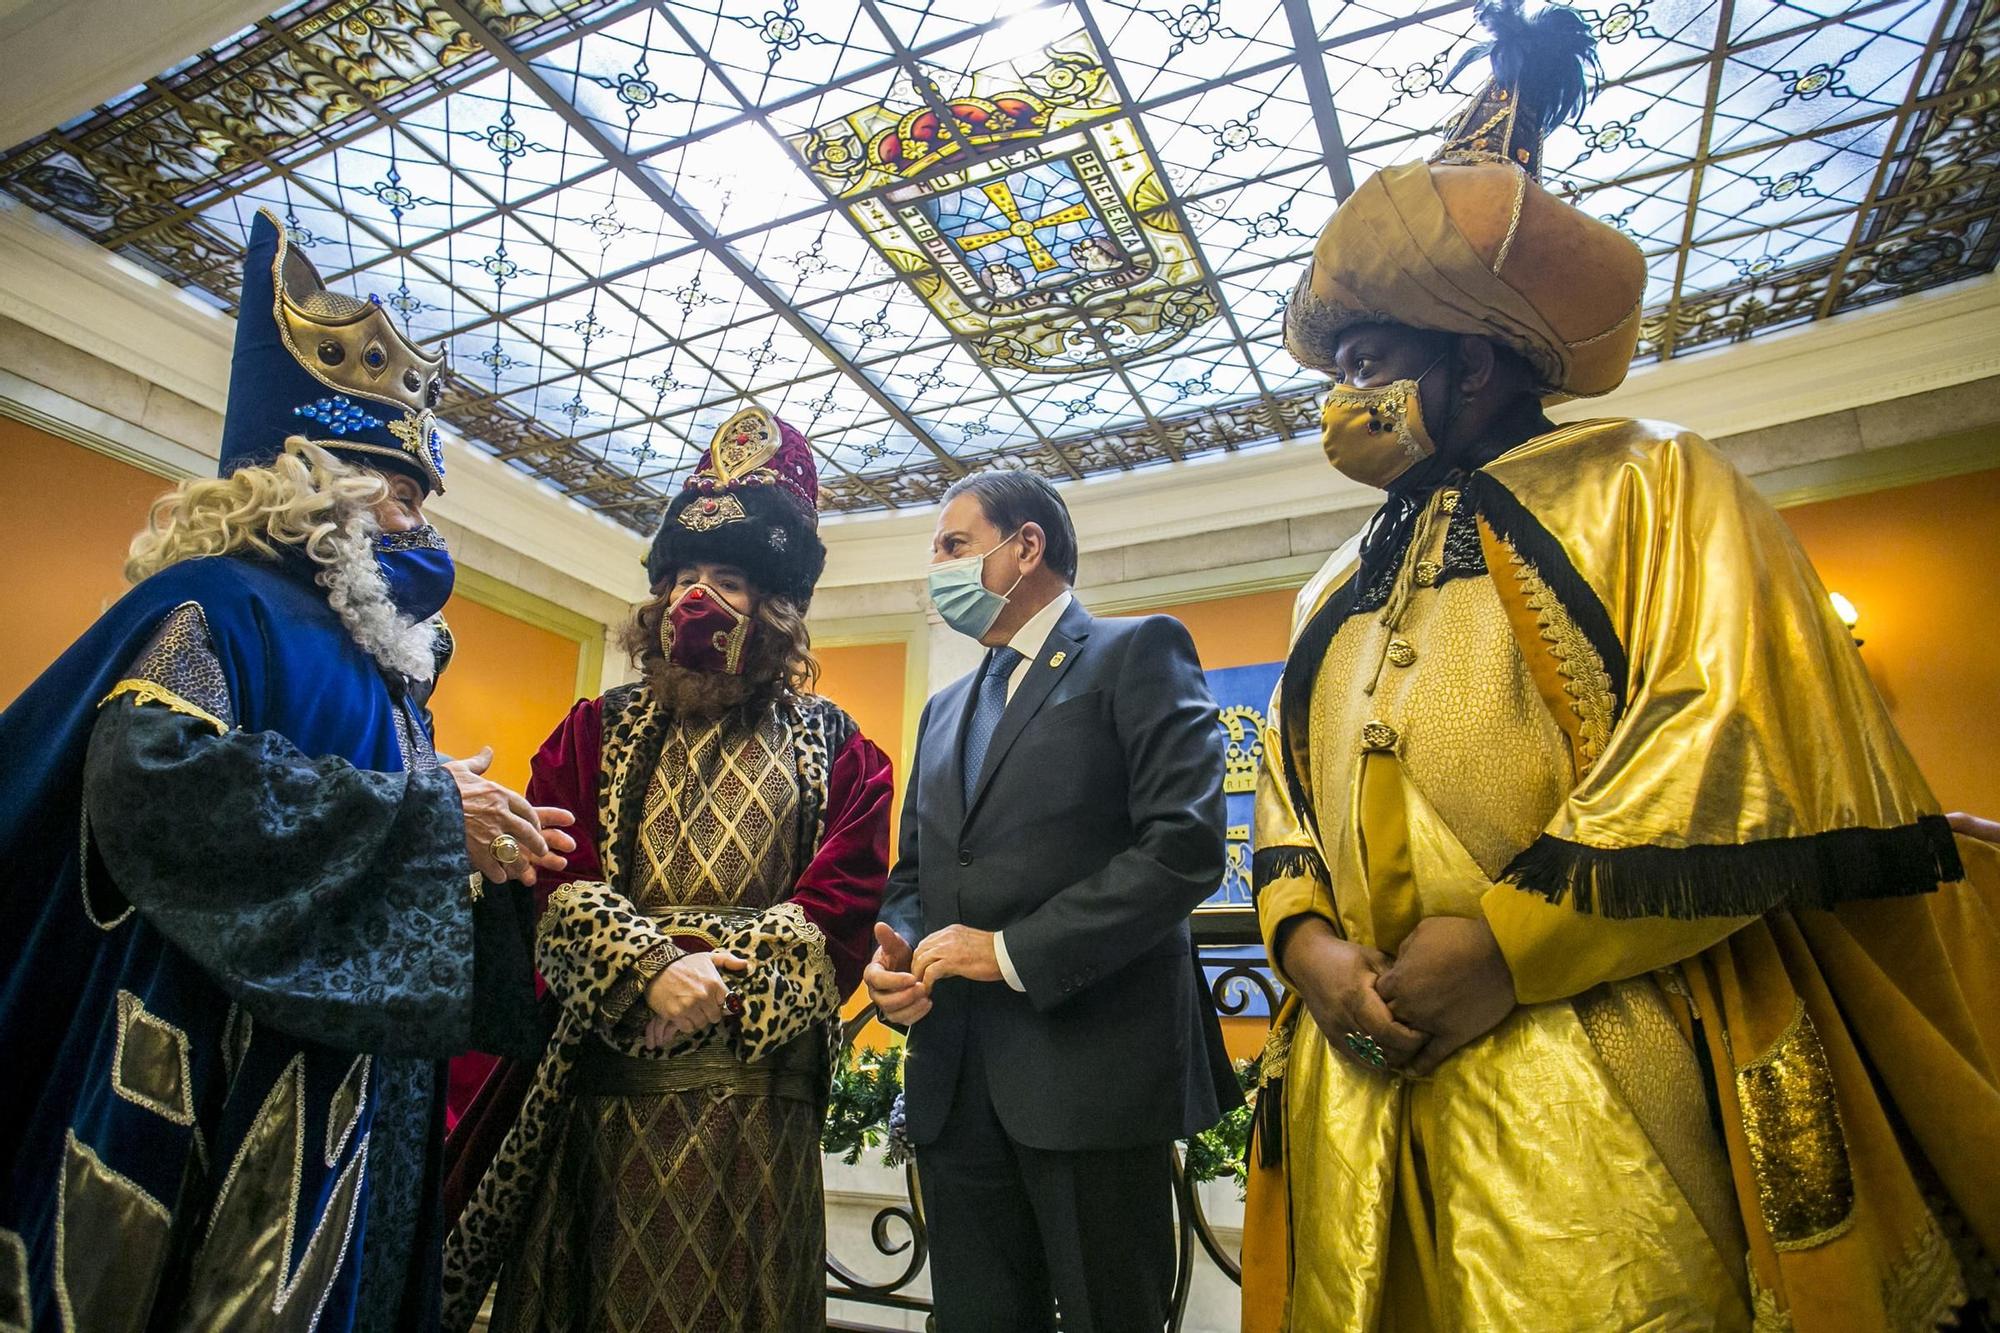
[
  {"left": 602, "top": 938, "right": 681, "bottom": 1039},
  {"left": 536, "top": 881, "right": 684, "bottom": 1040}
]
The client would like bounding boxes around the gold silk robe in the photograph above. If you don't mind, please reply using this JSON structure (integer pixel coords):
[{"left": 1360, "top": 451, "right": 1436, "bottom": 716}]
[{"left": 1242, "top": 420, "right": 2000, "bottom": 1332}]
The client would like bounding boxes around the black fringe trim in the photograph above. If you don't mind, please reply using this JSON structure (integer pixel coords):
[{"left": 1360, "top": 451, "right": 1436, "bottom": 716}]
[
  {"left": 1503, "top": 814, "right": 1965, "bottom": 919},
  {"left": 1462, "top": 471, "right": 1629, "bottom": 720},
  {"left": 1253, "top": 845, "right": 1329, "bottom": 891},
  {"left": 1256, "top": 1074, "right": 1285, "bottom": 1168}
]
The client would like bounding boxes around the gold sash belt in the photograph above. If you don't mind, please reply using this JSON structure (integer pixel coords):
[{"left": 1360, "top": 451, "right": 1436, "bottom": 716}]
[{"left": 573, "top": 1033, "right": 824, "bottom": 1103}]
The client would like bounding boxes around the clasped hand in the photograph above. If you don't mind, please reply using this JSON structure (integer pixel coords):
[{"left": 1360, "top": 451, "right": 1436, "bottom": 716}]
[
  {"left": 1283, "top": 915, "right": 1518, "bottom": 1078},
  {"left": 644, "top": 948, "right": 749, "bottom": 1048},
  {"left": 445, "top": 745, "right": 577, "bottom": 886},
  {"left": 862, "top": 922, "right": 1002, "bottom": 1025}
]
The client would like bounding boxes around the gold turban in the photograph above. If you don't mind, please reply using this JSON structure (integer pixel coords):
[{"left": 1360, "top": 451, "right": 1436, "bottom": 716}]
[{"left": 1286, "top": 10, "right": 1647, "bottom": 398}]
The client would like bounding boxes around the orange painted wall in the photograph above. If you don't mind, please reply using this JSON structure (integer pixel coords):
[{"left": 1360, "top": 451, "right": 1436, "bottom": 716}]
[
  {"left": 0, "top": 424, "right": 588, "bottom": 799},
  {"left": 816, "top": 639, "right": 908, "bottom": 1023},
  {"left": 814, "top": 641, "right": 907, "bottom": 779},
  {"left": 429, "top": 594, "right": 581, "bottom": 795},
  {"left": 1780, "top": 465, "right": 2000, "bottom": 818},
  {"left": 1145, "top": 585, "right": 1299, "bottom": 672},
  {"left": 0, "top": 418, "right": 176, "bottom": 705}
]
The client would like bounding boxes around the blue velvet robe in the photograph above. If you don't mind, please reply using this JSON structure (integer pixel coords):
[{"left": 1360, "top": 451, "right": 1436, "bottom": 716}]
[{"left": 0, "top": 553, "right": 538, "bottom": 1331}]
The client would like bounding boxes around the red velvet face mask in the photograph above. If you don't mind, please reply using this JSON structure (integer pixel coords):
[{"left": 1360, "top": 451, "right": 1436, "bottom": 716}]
[{"left": 660, "top": 582, "right": 755, "bottom": 675}]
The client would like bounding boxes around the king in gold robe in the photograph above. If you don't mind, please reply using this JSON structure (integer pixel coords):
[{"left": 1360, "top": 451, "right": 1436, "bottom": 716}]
[
  {"left": 1240, "top": 7, "right": 2000, "bottom": 1330},
  {"left": 1246, "top": 417, "right": 2000, "bottom": 1330}
]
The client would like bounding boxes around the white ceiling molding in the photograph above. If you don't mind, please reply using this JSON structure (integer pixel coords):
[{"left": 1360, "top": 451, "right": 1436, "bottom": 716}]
[
  {"left": 1549, "top": 272, "right": 2000, "bottom": 440},
  {"left": 0, "top": 0, "right": 278, "bottom": 150},
  {"left": 814, "top": 271, "right": 2000, "bottom": 589}
]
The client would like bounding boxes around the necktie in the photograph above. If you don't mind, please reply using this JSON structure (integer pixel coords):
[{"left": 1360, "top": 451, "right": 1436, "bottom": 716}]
[{"left": 962, "top": 646, "right": 1024, "bottom": 805}]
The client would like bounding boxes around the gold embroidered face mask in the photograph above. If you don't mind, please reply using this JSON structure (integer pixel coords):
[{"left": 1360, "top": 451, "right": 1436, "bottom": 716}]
[{"left": 1319, "top": 361, "right": 1442, "bottom": 489}]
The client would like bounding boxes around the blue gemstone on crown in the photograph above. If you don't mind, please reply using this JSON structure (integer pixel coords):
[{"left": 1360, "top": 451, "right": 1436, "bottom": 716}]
[{"left": 296, "top": 395, "right": 386, "bottom": 436}]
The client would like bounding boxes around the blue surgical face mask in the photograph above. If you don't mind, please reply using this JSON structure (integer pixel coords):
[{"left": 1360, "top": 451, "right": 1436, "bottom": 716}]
[
  {"left": 927, "top": 528, "right": 1024, "bottom": 641},
  {"left": 374, "top": 525, "right": 456, "bottom": 623}
]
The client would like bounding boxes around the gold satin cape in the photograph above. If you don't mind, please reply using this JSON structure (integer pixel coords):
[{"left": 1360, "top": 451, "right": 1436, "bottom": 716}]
[{"left": 1241, "top": 419, "right": 1999, "bottom": 1332}]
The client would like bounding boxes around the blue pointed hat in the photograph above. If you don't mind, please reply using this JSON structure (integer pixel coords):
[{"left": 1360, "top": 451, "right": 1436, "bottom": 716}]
[{"left": 221, "top": 209, "right": 449, "bottom": 491}]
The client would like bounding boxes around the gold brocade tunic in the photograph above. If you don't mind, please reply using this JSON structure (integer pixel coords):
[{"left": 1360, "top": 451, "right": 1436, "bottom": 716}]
[
  {"left": 1281, "top": 487, "right": 1750, "bottom": 1331},
  {"left": 493, "top": 706, "right": 828, "bottom": 1333}
]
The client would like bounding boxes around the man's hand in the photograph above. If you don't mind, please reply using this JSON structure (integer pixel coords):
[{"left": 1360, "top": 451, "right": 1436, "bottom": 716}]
[
  {"left": 1281, "top": 917, "right": 1428, "bottom": 1073},
  {"left": 645, "top": 948, "right": 749, "bottom": 1043},
  {"left": 446, "top": 746, "right": 577, "bottom": 886},
  {"left": 864, "top": 923, "right": 932, "bottom": 1025},
  {"left": 1375, "top": 915, "right": 1517, "bottom": 1078},
  {"left": 1948, "top": 812, "right": 2000, "bottom": 843},
  {"left": 911, "top": 924, "right": 1002, "bottom": 987}
]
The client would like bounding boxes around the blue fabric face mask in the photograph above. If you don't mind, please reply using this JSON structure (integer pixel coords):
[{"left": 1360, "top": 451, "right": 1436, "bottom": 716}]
[
  {"left": 375, "top": 525, "right": 456, "bottom": 623},
  {"left": 927, "top": 528, "right": 1023, "bottom": 641}
]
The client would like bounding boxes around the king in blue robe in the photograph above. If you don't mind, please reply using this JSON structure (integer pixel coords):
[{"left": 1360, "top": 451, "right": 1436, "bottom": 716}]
[{"left": 0, "top": 209, "right": 542, "bottom": 1331}]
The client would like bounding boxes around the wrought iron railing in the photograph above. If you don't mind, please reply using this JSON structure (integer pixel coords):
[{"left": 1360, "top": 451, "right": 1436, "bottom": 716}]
[{"left": 824, "top": 945, "right": 1279, "bottom": 1331}]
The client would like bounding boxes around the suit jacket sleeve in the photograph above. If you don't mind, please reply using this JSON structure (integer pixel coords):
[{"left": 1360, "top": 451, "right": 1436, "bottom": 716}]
[
  {"left": 1002, "top": 615, "right": 1227, "bottom": 1012},
  {"left": 877, "top": 698, "right": 930, "bottom": 949},
  {"left": 790, "top": 729, "right": 894, "bottom": 997}
]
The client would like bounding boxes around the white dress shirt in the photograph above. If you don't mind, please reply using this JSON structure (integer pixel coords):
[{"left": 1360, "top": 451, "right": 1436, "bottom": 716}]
[{"left": 989, "top": 590, "right": 1074, "bottom": 990}]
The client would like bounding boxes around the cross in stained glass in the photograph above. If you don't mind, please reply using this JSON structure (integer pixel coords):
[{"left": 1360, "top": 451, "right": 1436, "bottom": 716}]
[
  {"left": 957, "top": 178, "right": 1093, "bottom": 275},
  {"left": 928, "top": 160, "right": 1129, "bottom": 299}
]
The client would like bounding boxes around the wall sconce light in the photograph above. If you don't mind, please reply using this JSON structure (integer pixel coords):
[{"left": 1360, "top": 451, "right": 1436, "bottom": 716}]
[{"left": 1829, "top": 591, "right": 1863, "bottom": 648}]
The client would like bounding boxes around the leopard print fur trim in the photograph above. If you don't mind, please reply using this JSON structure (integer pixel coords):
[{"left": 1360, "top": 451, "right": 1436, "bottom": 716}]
[
  {"left": 538, "top": 880, "right": 684, "bottom": 1039},
  {"left": 440, "top": 1005, "right": 585, "bottom": 1333},
  {"left": 596, "top": 682, "right": 663, "bottom": 890},
  {"left": 441, "top": 885, "right": 843, "bottom": 1330}
]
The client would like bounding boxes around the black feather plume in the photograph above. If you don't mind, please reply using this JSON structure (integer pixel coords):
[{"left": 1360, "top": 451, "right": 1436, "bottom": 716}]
[{"left": 1447, "top": 0, "right": 1602, "bottom": 133}]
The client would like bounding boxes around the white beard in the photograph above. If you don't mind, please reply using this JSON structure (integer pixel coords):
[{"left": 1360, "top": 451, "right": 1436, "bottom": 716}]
[{"left": 313, "top": 516, "right": 442, "bottom": 682}]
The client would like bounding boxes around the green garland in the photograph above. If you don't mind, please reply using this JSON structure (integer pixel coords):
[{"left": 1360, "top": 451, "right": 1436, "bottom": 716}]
[
  {"left": 822, "top": 1044, "right": 912, "bottom": 1167},
  {"left": 823, "top": 1045, "right": 1261, "bottom": 1194}
]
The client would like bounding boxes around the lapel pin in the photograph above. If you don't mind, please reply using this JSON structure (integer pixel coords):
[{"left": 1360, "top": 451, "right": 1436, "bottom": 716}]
[{"left": 1048, "top": 650, "right": 1066, "bottom": 668}]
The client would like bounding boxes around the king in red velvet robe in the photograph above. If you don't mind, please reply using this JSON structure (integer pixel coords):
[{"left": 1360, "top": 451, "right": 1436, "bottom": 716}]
[{"left": 441, "top": 682, "right": 892, "bottom": 1331}]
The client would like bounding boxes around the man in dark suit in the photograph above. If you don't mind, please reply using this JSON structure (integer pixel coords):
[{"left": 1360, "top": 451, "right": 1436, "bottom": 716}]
[{"left": 867, "top": 470, "right": 1237, "bottom": 1333}]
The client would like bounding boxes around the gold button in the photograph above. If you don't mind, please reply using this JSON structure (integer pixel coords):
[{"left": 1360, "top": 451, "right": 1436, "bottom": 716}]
[
  {"left": 1413, "top": 560, "right": 1442, "bottom": 586},
  {"left": 1386, "top": 639, "right": 1416, "bottom": 667},
  {"left": 1361, "top": 721, "right": 1399, "bottom": 752},
  {"left": 1440, "top": 490, "right": 1461, "bottom": 513}
]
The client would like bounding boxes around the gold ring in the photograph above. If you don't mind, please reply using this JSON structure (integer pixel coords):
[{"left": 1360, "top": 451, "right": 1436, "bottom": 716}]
[
  {"left": 1344, "top": 1030, "right": 1388, "bottom": 1070},
  {"left": 489, "top": 833, "right": 522, "bottom": 865}
]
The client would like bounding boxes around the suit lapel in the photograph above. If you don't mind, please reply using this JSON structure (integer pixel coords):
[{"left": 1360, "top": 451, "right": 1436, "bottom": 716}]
[{"left": 966, "top": 599, "right": 1093, "bottom": 823}]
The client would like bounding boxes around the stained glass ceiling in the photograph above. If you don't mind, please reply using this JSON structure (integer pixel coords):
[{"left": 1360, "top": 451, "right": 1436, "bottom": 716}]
[{"left": 3, "top": 0, "right": 1996, "bottom": 528}]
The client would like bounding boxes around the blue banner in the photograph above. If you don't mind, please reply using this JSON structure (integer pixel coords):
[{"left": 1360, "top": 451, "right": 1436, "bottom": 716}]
[
  {"left": 1202, "top": 660, "right": 1284, "bottom": 913},
  {"left": 1197, "top": 660, "right": 1285, "bottom": 1017}
]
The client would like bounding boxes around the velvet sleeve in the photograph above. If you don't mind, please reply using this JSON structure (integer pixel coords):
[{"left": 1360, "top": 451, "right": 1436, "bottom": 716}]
[
  {"left": 83, "top": 696, "right": 488, "bottom": 1059},
  {"left": 793, "top": 731, "right": 894, "bottom": 997},
  {"left": 525, "top": 696, "right": 605, "bottom": 902}
]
